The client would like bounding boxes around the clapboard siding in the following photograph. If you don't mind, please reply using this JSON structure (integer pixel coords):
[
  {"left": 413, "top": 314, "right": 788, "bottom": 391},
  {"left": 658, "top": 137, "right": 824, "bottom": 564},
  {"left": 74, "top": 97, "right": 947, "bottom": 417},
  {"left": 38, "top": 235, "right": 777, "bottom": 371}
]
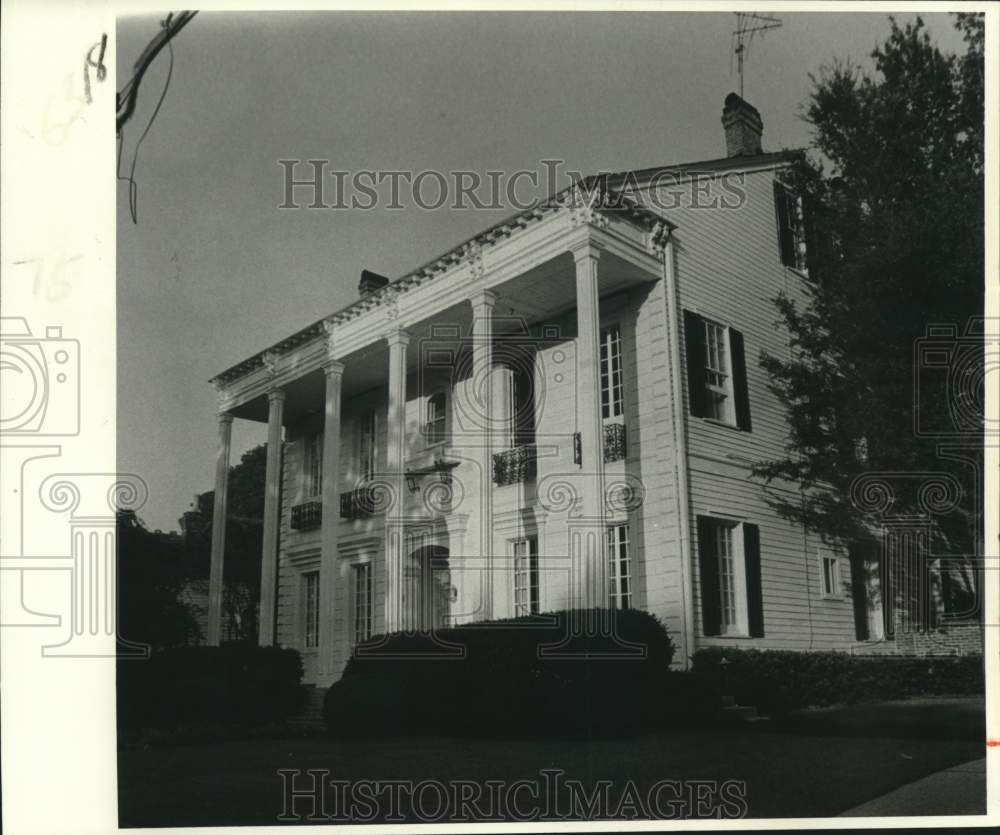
[{"left": 635, "top": 168, "right": 860, "bottom": 651}]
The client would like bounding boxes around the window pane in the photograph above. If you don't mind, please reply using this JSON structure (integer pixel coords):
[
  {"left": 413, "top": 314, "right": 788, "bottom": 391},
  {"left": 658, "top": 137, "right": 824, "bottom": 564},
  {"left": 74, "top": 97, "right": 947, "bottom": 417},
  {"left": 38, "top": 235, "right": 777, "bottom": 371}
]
[
  {"left": 513, "top": 537, "right": 538, "bottom": 616},
  {"left": 600, "top": 326, "right": 623, "bottom": 419},
  {"left": 716, "top": 524, "right": 736, "bottom": 628}
]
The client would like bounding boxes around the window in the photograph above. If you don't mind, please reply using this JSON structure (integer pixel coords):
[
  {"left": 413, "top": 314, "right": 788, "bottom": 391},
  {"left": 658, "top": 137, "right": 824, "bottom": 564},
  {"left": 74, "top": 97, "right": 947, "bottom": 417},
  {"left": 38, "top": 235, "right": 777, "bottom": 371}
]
[
  {"left": 775, "top": 183, "right": 809, "bottom": 274},
  {"left": 820, "top": 549, "right": 842, "bottom": 598},
  {"left": 697, "top": 516, "right": 764, "bottom": 638},
  {"left": 426, "top": 391, "right": 447, "bottom": 446},
  {"left": 512, "top": 537, "right": 539, "bottom": 616},
  {"left": 353, "top": 562, "right": 373, "bottom": 645},
  {"left": 305, "top": 432, "right": 323, "bottom": 498},
  {"left": 703, "top": 319, "right": 732, "bottom": 423},
  {"left": 358, "top": 413, "right": 377, "bottom": 482},
  {"left": 683, "top": 311, "right": 752, "bottom": 431},
  {"left": 303, "top": 571, "right": 320, "bottom": 648},
  {"left": 607, "top": 524, "right": 632, "bottom": 609},
  {"left": 600, "top": 325, "right": 624, "bottom": 420},
  {"left": 716, "top": 522, "right": 739, "bottom": 630}
]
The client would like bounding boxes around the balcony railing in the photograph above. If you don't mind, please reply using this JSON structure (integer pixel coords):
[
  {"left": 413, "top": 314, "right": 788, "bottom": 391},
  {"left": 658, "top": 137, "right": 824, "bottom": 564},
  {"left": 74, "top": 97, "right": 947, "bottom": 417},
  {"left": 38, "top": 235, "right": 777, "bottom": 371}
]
[
  {"left": 290, "top": 500, "right": 322, "bottom": 530},
  {"left": 604, "top": 422, "right": 627, "bottom": 462},
  {"left": 340, "top": 486, "right": 379, "bottom": 520},
  {"left": 570, "top": 423, "right": 628, "bottom": 465},
  {"left": 493, "top": 444, "right": 536, "bottom": 487}
]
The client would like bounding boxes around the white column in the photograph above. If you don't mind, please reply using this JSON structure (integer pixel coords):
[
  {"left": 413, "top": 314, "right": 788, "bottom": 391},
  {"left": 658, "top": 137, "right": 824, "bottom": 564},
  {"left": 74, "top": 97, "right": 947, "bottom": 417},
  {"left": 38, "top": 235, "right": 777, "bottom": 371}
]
[
  {"left": 318, "top": 359, "right": 344, "bottom": 681},
  {"left": 207, "top": 413, "right": 233, "bottom": 646},
  {"left": 572, "top": 242, "right": 608, "bottom": 609},
  {"left": 258, "top": 389, "right": 285, "bottom": 646},
  {"left": 470, "top": 291, "right": 496, "bottom": 619},
  {"left": 384, "top": 329, "right": 410, "bottom": 634}
]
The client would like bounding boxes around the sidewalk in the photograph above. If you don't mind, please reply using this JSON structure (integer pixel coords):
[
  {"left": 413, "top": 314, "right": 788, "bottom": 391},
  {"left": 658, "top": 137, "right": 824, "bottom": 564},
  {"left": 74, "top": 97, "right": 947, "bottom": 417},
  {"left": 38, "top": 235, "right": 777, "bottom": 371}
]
[{"left": 839, "top": 757, "right": 987, "bottom": 817}]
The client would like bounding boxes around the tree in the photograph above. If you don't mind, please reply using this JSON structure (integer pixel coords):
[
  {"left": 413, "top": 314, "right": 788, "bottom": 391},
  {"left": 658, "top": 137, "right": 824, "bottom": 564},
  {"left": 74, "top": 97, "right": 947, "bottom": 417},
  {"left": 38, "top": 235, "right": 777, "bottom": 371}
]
[
  {"left": 754, "top": 16, "right": 984, "bottom": 625},
  {"left": 180, "top": 444, "right": 267, "bottom": 642},
  {"left": 117, "top": 510, "right": 202, "bottom": 649}
]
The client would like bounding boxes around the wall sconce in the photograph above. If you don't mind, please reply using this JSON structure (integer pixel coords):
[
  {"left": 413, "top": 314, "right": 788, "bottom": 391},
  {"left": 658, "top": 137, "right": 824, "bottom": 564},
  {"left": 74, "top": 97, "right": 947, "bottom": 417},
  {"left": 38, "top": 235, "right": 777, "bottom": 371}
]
[{"left": 405, "top": 472, "right": 421, "bottom": 493}]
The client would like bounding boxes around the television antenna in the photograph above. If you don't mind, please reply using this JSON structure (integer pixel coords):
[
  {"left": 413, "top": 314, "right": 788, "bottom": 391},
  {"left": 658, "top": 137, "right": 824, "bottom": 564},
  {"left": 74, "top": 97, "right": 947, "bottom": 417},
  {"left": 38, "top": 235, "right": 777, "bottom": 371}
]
[{"left": 731, "top": 13, "right": 783, "bottom": 99}]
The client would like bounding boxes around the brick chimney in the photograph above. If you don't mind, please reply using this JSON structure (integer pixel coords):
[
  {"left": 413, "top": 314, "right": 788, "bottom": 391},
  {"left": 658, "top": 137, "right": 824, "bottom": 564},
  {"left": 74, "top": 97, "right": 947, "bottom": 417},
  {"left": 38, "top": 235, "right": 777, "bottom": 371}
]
[
  {"left": 358, "top": 269, "right": 390, "bottom": 297},
  {"left": 722, "top": 92, "right": 763, "bottom": 157}
]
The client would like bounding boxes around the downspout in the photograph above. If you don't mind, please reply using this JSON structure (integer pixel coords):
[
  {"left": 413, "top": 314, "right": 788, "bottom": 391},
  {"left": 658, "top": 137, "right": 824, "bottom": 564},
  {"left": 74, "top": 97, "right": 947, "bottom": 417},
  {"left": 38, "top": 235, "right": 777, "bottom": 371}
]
[{"left": 662, "top": 233, "right": 697, "bottom": 669}]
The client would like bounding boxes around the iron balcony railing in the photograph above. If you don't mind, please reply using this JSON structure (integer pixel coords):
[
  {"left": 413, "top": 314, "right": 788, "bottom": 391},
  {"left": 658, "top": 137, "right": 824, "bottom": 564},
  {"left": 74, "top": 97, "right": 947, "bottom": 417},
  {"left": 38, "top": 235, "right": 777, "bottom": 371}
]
[
  {"left": 289, "top": 500, "right": 322, "bottom": 530},
  {"left": 572, "top": 423, "right": 628, "bottom": 465},
  {"left": 340, "top": 486, "right": 380, "bottom": 520},
  {"left": 493, "top": 444, "right": 536, "bottom": 486}
]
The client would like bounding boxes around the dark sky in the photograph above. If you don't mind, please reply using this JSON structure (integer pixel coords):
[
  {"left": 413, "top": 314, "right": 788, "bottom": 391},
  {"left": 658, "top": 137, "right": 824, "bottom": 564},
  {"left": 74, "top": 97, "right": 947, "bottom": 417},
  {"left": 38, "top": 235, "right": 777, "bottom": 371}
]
[{"left": 116, "top": 10, "right": 968, "bottom": 531}]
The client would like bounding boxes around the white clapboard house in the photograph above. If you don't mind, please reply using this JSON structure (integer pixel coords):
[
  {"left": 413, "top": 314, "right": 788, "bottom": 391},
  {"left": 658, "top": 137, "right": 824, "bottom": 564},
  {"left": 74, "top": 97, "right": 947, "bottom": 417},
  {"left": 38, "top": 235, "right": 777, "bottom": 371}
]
[{"left": 207, "top": 94, "right": 890, "bottom": 686}]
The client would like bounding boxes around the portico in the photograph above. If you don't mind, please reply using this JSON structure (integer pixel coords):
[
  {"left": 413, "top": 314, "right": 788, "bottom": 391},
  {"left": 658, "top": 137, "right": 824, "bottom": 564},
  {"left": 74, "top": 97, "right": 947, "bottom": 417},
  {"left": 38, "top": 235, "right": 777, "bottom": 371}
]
[{"left": 207, "top": 194, "right": 674, "bottom": 682}]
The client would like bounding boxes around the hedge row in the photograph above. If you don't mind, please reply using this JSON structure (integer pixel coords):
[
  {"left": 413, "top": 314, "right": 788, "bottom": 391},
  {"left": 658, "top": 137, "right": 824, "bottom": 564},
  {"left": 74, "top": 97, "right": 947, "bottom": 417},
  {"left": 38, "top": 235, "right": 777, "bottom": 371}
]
[
  {"left": 691, "top": 647, "right": 985, "bottom": 715},
  {"left": 118, "top": 644, "right": 304, "bottom": 727},
  {"left": 324, "top": 609, "right": 717, "bottom": 739}
]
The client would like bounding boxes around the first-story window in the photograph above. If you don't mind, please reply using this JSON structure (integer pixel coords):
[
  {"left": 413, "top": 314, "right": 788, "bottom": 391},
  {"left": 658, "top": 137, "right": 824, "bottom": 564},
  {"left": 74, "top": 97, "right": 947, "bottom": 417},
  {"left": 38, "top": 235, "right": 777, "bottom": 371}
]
[
  {"left": 426, "top": 391, "right": 447, "bottom": 446},
  {"left": 306, "top": 432, "right": 323, "bottom": 498},
  {"left": 512, "top": 537, "right": 539, "bottom": 616},
  {"left": 697, "top": 516, "right": 764, "bottom": 638},
  {"left": 607, "top": 523, "right": 632, "bottom": 609},
  {"left": 303, "top": 570, "right": 320, "bottom": 648},
  {"left": 353, "top": 562, "right": 373, "bottom": 645}
]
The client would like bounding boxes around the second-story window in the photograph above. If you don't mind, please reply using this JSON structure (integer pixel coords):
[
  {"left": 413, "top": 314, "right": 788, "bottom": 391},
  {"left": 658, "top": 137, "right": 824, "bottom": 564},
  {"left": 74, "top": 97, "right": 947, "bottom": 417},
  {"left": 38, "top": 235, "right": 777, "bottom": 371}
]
[
  {"left": 774, "top": 182, "right": 809, "bottom": 275},
  {"left": 358, "top": 413, "right": 377, "bottom": 482},
  {"left": 600, "top": 324, "right": 624, "bottom": 420},
  {"left": 306, "top": 432, "right": 323, "bottom": 498},
  {"left": 683, "top": 311, "right": 752, "bottom": 432},
  {"left": 703, "top": 319, "right": 732, "bottom": 423},
  {"left": 426, "top": 391, "right": 447, "bottom": 446}
]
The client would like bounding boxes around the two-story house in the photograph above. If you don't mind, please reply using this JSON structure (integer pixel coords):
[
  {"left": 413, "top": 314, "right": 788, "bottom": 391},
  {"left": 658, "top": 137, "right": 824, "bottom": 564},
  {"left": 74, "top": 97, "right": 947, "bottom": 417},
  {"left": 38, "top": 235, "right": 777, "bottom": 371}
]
[{"left": 207, "top": 94, "right": 882, "bottom": 687}]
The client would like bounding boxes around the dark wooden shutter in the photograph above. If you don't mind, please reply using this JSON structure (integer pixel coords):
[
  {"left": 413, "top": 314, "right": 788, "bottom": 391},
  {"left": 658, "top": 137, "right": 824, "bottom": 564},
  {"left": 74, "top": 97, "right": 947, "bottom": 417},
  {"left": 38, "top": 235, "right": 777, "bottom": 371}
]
[
  {"left": 743, "top": 523, "right": 764, "bottom": 637},
  {"left": 697, "top": 516, "right": 721, "bottom": 637},
  {"left": 848, "top": 543, "right": 870, "bottom": 641},
  {"left": 773, "top": 181, "right": 795, "bottom": 267},
  {"left": 729, "top": 328, "right": 752, "bottom": 432},
  {"left": 683, "top": 310, "right": 707, "bottom": 418}
]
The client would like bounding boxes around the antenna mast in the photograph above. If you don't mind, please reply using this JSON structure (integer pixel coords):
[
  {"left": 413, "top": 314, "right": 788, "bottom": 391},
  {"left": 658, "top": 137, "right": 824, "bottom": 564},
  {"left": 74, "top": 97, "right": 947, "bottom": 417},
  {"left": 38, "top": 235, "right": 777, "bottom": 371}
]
[{"left": 732, "top": 12, "right": 783, "bottom": 99}]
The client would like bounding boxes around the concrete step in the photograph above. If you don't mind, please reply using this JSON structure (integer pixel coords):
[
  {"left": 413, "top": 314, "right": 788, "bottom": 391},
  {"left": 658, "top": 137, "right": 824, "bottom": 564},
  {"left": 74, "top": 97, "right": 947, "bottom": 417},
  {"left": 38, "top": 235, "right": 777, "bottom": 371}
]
[{"left": 722, "top": 704, "right": 762, "bottom": 721}]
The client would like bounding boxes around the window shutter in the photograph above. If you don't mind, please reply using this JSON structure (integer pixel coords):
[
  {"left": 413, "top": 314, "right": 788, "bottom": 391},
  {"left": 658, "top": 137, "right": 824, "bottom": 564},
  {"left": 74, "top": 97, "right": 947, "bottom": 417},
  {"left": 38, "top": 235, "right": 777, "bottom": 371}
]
[
  {"left": 729, "top": 328, "right": 752, "bottom": 432},
  {"left": 773, "top": 181, "right": 795, "bottom": 267},
  {"left": 697, "top": 516, "right": 721, "bottom": 637},
  {"left": 683, "top": 310, "right": 707, "bottom": 418},
  {"left": 802, "top": 193, "right": 819, "bottom": 281},
  {"left": 743, "top": 523, "right": 764, "bottom": 637},
  {"left": 848, "top": 543, "right": 870, "bottom": 641}
]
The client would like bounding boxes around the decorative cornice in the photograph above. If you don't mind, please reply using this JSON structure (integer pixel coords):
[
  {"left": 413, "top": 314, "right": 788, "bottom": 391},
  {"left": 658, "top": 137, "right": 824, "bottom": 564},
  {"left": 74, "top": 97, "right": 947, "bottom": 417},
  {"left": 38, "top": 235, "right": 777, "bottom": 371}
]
[{"left": 209, "top": 175, "right": 681, "bottom": 390}]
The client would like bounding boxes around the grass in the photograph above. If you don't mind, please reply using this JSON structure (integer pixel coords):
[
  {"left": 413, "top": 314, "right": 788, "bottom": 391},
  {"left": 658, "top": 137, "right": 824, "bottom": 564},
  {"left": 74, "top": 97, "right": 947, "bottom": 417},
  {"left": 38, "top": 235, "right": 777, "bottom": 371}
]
[{"left": 118, "top": 698, "right": 985, "bottom": 826}]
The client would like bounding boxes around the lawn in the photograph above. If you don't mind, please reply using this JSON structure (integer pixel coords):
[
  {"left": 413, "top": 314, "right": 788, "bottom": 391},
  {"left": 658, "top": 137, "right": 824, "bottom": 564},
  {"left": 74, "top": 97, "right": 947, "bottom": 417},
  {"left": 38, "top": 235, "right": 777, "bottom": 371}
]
[{"left": 118, "top": 698, "right": 985, "bottom": 826}]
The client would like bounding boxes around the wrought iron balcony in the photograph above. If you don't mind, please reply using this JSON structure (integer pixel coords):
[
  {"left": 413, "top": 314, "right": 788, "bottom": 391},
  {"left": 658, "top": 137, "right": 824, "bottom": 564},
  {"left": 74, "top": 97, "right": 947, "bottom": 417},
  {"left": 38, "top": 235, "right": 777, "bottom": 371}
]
[
  {"left": 290, "top": 500, "right": 322, "bottom": 530},
  {"left": 340, "top": 486, "right": 379, "bottom": 520},
  {"left": 493, "top": 444, "right": 536, "bottom": 487},
  {"left": 570, "top": 423, "right": 628, "bottom": 465},
  {"left": 604, "top": 421, "right": 627, "bottom": 462}
]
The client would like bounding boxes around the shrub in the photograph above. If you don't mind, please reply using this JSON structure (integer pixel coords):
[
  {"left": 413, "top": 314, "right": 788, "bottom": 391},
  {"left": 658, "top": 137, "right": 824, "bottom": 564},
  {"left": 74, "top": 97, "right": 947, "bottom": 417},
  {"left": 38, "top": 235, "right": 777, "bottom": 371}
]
[
  {"left": 690, "top": 647, "right": 984, "bottom": 715},
  {"left": 324, "top": 608, "right": 683, "bottom": 739},
  {"left": 118, "top": 643, "right": 304, "bottom": 728}
]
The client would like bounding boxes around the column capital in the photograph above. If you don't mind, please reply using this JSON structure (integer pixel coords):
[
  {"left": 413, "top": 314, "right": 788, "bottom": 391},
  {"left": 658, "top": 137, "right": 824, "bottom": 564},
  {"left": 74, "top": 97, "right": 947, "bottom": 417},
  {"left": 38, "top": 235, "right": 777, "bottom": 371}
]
[
  {"left": 267, "top": 388, "right": 286, "bottom": 404},
  {"left": 323, "top": 359, "right": 345, "bottom": 378},
  {"left": 386, "top": 328, "right": 411, "bottom": 348},
  {"left": 569, "top": 239, "right": 603, "bottom": 265},
  {"left": 469, "top": 289, "right": 497, "bottom": 311},
  {"left": 217, "top": 412, "right": 234, "bottom": 425}
]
